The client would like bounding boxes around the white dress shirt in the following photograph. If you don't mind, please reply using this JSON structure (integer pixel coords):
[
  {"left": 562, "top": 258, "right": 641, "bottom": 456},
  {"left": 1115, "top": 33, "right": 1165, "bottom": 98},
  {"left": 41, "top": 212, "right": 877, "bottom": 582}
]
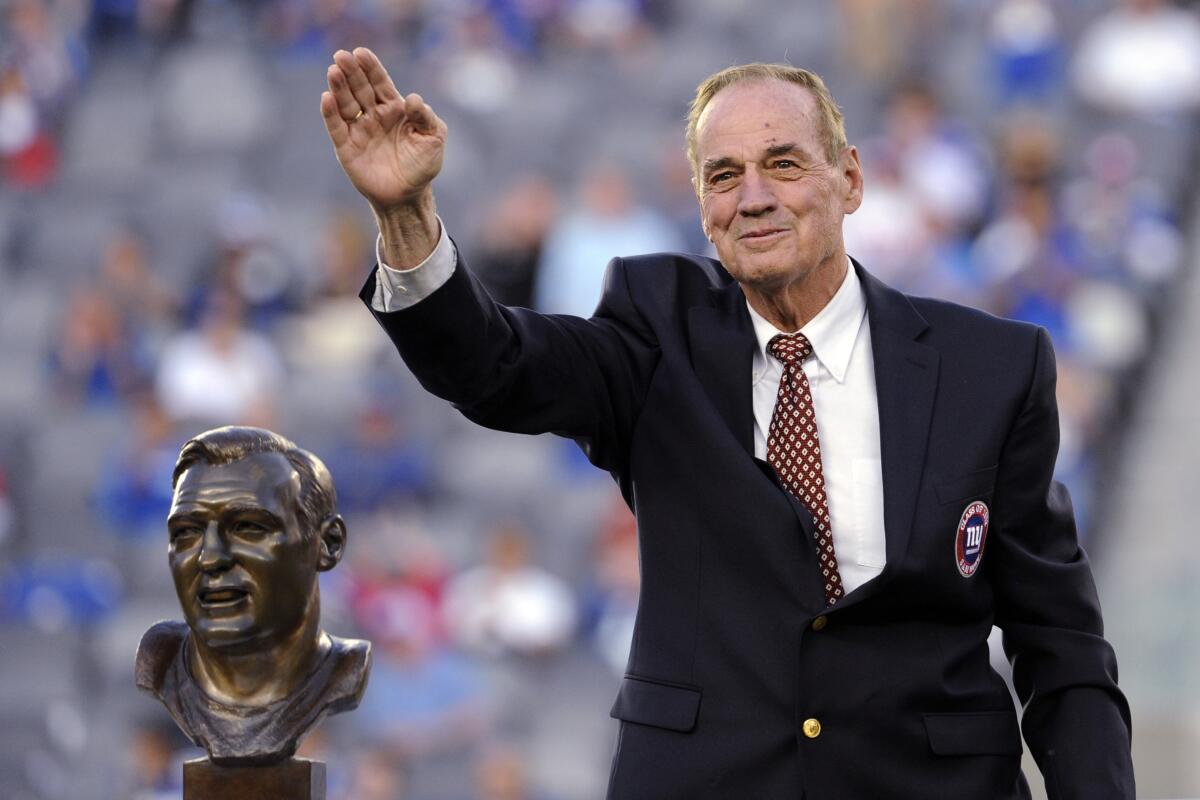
[
  {"left": 373, "top": 228, "right": 886, "bottom": 594},
  {"left": 746, "top": 263, "right": 885, "bottom": 594}
]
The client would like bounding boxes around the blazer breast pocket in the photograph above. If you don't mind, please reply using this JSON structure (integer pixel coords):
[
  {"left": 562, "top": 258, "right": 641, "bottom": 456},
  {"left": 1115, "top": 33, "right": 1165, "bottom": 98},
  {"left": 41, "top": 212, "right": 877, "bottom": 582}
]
[
  {"left": 609, "top": 674, "right": 702, "bottom": 733},
  {"left": 934, "top": 465, "right": 998, "bottom": 506}
]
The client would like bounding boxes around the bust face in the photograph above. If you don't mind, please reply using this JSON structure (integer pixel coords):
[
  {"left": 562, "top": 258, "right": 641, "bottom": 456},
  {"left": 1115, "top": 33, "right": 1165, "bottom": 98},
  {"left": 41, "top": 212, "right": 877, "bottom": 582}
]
[{"left": 167, "top": 452, "right": 320, "bottom": 651}]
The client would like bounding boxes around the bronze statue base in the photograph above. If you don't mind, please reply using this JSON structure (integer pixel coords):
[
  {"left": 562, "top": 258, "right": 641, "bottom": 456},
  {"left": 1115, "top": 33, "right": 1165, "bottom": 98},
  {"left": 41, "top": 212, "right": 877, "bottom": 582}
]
[{"left": 183, "top": 757, "right": 326, "bottom": 799}]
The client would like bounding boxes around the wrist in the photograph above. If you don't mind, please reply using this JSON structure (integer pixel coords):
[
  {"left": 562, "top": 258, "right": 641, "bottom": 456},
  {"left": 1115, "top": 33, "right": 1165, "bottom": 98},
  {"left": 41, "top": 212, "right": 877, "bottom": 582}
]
[{"left": 372, "top": 188, "right": 440, "bottom": 268}]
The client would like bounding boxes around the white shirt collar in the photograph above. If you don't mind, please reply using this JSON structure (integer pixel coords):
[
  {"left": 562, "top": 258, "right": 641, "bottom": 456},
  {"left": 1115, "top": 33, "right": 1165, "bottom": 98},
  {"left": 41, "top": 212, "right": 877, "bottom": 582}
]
[{"left": 745, "top": 257, "right": 866, "bottom": 384}]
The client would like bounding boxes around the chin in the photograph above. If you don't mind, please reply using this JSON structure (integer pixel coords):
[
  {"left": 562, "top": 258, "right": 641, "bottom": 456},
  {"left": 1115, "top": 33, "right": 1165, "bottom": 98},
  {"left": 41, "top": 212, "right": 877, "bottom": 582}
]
[
  {"left": 729, "top": 258, "right": 796, "bottom": 289},
  {"left": 191, "top": 617, "right": 260, "bottom": 650}
]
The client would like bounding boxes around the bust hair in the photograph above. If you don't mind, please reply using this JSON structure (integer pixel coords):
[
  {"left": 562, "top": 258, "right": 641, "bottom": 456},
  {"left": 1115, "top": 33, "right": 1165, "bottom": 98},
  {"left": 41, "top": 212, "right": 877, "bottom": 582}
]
[
  {"left": 685, "top": 63, "right": 848, "bottom": 177},
  {"left": 172, "top": 426, "right": 336, "bottom": 537}
]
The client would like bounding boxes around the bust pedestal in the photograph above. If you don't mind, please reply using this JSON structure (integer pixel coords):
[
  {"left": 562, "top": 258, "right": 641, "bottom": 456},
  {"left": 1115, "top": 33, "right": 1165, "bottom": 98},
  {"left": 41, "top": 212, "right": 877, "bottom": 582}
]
[{"left": 182, "top": 757, "right": 326, "bottom": 800}]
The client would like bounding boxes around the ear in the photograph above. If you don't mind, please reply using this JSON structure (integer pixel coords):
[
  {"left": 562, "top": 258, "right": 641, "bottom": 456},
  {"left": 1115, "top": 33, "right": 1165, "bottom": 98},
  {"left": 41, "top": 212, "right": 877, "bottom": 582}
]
[
  {"left": 317, "top": 515, "right": 347, "bottom": 572},
  {"left": 840, "top": 145, "right": 864, "bottom": 214}
]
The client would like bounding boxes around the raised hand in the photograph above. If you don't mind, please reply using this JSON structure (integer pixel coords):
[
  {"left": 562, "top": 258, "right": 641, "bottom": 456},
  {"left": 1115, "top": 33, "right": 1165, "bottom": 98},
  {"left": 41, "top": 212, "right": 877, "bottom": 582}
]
[
  {"left": 321, "top": 47, "right": 445, "bottom": 265},
  {"left": 321, "top": 47, "right": 445, "bottom": 210}
]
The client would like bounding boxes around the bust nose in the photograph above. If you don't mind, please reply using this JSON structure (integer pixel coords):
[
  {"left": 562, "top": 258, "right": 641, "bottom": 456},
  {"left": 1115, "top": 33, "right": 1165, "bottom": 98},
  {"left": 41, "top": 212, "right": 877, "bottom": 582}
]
[{"left": 197, "top": 521, "right": 232, "bottom": 573}]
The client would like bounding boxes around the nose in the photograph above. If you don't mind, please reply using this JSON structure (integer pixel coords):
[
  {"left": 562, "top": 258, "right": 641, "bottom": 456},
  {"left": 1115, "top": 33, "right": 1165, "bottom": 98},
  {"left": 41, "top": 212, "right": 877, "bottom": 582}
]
[
  {"left": 197, "top": 521, "right": 232, "bottom": 574},
  {"left": 737, "top": 166, "right": 776, "bottom": 218}
]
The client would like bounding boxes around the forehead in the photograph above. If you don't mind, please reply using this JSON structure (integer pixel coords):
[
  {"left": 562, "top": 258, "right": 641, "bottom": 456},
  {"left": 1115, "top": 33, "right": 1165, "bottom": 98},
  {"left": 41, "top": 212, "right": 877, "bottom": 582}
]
[
  {"left": 695, "top": 79, "right": 824, "bottom": 161},
  {"left": 172, "top": 452, "right": 300, "bottom": 512}
]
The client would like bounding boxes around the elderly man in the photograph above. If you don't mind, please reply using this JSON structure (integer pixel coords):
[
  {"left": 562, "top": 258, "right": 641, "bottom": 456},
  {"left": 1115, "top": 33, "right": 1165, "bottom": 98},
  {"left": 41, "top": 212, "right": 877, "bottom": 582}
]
[
  {"left": 321, "top": 50, "right": 1134, "bottom": 798},
  {"left": 136, "top": 426, "right": 370, "bottom": 766}
]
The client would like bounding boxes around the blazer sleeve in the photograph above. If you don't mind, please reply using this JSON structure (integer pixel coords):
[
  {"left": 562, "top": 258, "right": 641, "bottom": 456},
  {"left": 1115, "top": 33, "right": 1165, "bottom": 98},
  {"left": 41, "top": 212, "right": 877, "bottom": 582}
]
[
  {"left": 358, "top": 246, "right": 660, "bottom": 474},
  {"left": 992, "top": 327, "right": 1135, "bottom": 799}
]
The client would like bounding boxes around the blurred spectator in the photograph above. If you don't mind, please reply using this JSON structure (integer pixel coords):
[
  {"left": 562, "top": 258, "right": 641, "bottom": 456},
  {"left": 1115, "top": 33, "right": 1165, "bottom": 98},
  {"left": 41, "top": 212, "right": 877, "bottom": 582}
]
[
  {"left": 482, "top": 0, "right": 558, "bottom": 58},
  {"left": 262, "top": 0, "right": 378, "bottom": 60},
  {"left": 476, "top": 743, "right": 556, "bottom": 800},
  {"left": 1072, "top": 0, "right": 1200, "bottom": 115},
  {"left": 99, "top": 225, "right": 178, "bottom": 342},
  {"left": 324, "top": 405, "right": 435, "bottom": 514},
  {"left": 422, "top": 1, "right": 556, "bottom": 63},
  {"left": 135, "top": 0, "right": 197, "bottom": 46},
  {"left": 881, "top": 82, "right": 990, "bottom": 240},
  {"left": 282, "top": 209, "right": 388, "bottom": 383},
  {"left": 836, "top": 0, "right": 941, "bottom": 83},
  {"left": 846, "top": 83, "right": 989, "bottom": 296},
  {"left": 0, "top": 64, "right": 58, "bottom": 188},
  {"left": 535, "top": 163, "right": 682, "bottom": 316},
  {"left": 1063, "top": 130, "right": 1184, "bottom": 290},
  {"left": 89, "top": 0, "right": 141, "bottom": 44},
  {"left": 842, "top": 142, "right": 931, "bottom": 289},
  {"left": 46, "top": 225, "right": 176, "bottom": 405},
  {"left": 0, "top": 556, "right": 122, "bottom": 631},
  {"left": 185, "top": 193, "right": 298, "bottom": 331},
  {"left": 5, "top": 0, "right": 82, "bottom": 125},
  {"left": 655, "top": 144, "right": 710, "bottom": 255},
  {"left": 430, "top": 9, "right": 520, "bottom": 114},
  {"left": 94, "top": 395, "right": 178, "bottom": 539},
  {"left": 558, "top": 0, "right": 655, "bottom": 54},
  {"left": 443, "top": 524, "right": 577, "bottom": 658},
  {"left": 473, "top": 175, "right": 559, "bottom": 308},
  {"left": 347, "top": 514, "right": 450, "bottom": 619},
  {"left": 986, "top": 0, "right": 1063, "bottom": 106},
  {"left": 155, "top": 289, "right": 283, "bottom": 425},
  {"left": 972, "top": 120, "right": 1080, "bottom": 332},
  {"left": 354, "top": 579, "right": 487, "bottom": 759},
  {"left": 581, "top": 497, "right": 638, "bottom": 676},
  {"left": 123, "top": 721, "right": 183, "bottom": 800},
  {"left": 49, "top": 284, "right": 149, "bottom": 406},
  {"left": 341, "top": 746, "right": 409, "bottom": 800},
  {"left": 0, "top": 0, "right": 79, "bottom": 186}
]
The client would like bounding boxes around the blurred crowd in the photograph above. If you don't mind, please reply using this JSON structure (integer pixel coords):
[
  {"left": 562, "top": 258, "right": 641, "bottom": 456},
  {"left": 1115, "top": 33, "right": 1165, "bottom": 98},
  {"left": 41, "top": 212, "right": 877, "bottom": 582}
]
[{"left": 1, "top": 0, "right": 1197, "bottom": 798}]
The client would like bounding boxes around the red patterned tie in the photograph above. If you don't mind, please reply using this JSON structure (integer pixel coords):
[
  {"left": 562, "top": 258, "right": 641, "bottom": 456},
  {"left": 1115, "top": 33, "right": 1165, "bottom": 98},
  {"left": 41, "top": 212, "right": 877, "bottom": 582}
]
[{"left": 766, "top": 333, "right": 844, "bottom": 606}]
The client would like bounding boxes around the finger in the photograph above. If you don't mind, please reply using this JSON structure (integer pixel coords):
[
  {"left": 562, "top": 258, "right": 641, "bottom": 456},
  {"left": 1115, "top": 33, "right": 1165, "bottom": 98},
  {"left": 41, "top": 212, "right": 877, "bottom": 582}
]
[
  {"left": 320, "top": 91, "right": 350, "bottom": 149},
  {"left": 334, "top": 49, "right": 378, "bottom": 116},
  {"left": 327, "top": 64, "right": 362, "bottom": 121},
  {"left": 404, "top": 93, "right": 441, "bottom": 134},
  {"left": 354, "top": 47, "right": 400, "bottom": 103}
]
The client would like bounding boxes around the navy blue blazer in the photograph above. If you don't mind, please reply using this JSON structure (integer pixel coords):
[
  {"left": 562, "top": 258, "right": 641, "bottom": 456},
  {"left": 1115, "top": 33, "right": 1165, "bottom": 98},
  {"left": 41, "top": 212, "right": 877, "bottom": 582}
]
[{"left": 361, "top": 250, "right": 1134, "bottom": 799}]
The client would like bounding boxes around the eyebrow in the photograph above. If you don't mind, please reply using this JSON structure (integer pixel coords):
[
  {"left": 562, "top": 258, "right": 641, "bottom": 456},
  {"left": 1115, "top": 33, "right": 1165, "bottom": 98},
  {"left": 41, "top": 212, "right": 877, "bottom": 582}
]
[
  {"left": 167, "top": 505, "right": 282, "bottom": 523},
  {"left": 763, "top": 142, "right": 802, "bottom": 159},
  {"left": 701, "top": 156, "right": 737, "bottom": 176}
]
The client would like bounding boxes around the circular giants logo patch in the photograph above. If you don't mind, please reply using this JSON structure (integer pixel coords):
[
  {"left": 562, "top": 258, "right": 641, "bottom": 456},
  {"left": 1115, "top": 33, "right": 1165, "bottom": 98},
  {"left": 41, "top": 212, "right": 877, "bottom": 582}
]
[{"left": 955, "top": 501, "right": 989, "bottom": 578}]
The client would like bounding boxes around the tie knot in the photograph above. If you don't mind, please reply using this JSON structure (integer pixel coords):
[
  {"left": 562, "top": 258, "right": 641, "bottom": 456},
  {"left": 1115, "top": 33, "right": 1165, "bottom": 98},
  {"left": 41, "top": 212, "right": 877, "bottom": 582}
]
[{"left": 768, "top": 333, "right": 813, "bottom": 365}]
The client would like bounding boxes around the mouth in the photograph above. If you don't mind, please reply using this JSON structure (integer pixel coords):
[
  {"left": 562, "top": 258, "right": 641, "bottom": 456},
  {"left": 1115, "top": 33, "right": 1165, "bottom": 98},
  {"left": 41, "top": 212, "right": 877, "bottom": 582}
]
[
  {"left": 197, "top": 586, "right": 250, "bottom": 608},
  {"left": 739, "top": 228, "right": 787, "bottom": 242}
]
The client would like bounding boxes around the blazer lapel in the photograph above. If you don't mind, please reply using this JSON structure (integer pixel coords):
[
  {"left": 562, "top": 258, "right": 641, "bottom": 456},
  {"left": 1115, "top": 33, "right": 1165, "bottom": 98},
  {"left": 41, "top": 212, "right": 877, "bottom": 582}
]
[
  {"left": 848, "top": 261, "right": 940, "bottom": 603},
  {"left": 687, "top": 280, "right": 757, "bottom": 457},
  {"left": 685, "top": 260, "right": 936, "bottom": 609}
]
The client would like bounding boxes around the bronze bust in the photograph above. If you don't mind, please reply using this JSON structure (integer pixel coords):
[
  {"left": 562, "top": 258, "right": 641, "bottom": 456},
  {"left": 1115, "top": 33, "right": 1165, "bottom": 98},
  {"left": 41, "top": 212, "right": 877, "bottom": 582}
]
[{"left": 136, "top": 426, "right": 371, "bottom": 766}]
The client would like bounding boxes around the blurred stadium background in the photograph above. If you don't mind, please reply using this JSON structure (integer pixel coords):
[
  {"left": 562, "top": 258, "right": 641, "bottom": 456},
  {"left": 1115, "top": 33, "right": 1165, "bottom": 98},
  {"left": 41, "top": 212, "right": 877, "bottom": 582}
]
[{"left": 1, "top": 0, "right": 1198, "bottom": 797}]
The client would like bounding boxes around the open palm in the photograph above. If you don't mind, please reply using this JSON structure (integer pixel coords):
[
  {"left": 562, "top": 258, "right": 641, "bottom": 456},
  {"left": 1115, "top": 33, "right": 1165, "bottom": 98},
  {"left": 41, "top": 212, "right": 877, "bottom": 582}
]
[{"left": 321, "top": 48, "right": 446, "bottom": 212}]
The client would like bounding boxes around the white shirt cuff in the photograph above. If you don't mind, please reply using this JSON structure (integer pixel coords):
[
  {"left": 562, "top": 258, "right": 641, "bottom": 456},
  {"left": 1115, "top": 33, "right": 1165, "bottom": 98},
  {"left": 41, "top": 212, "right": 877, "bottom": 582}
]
[{"left": 370, "top": 218, "right": 457, "bottom": 312}]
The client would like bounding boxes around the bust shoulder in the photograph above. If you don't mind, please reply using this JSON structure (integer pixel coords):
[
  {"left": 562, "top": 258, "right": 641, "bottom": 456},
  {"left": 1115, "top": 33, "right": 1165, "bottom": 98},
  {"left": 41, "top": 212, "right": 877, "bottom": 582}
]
[
  {"left": 134, "top": 620, "right": 188, "bottom": 696},
  {"left": 323, "top": 635, "right": 372, "bottom": 715}
]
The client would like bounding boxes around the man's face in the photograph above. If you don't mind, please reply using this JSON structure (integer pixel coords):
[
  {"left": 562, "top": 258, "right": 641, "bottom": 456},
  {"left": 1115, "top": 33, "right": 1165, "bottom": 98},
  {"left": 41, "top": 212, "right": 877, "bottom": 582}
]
[
  {"left": 694, "top": 79, "right": 862, "bottom": 293},
  {"left": 167, "top": 453, "right": 319, "bottom": 651}
]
